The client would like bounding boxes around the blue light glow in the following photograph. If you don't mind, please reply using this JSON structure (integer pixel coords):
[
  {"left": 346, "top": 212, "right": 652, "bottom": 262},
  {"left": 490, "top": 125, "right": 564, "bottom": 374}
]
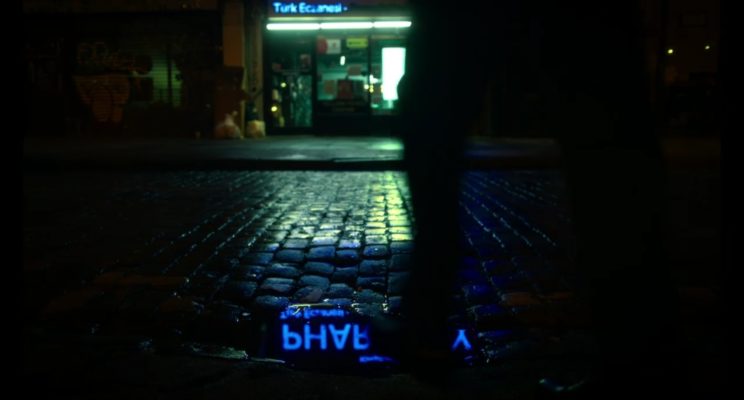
[
  {"left": 279, "top": 306, "right": 347, "bottom": 320},
  {"left": 282, "top": 323, "right": 370, "bottom": 351},
  {"left": 330, "top": 323, "right": 351, "bottom": 349},
  {"left": 304, "top": 324, "right": 328, "bottom": 350},
  {"left": 353, "top": 325, "right": 370, "bottom": 350},
  {"left": 452, "top": 329, "right": 473, "bottom": 351},
  {"left": 359, "top": 355, "right": 396, "bottom": 364},
  {"left": 272, "top": 2, "right": 349, "bottom": 14}
]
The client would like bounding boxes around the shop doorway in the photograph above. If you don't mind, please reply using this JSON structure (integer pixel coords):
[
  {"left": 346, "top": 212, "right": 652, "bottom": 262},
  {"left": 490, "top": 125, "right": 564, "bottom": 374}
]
[{"left": 265, "top": 31, "right": 407, "bottom": 135}]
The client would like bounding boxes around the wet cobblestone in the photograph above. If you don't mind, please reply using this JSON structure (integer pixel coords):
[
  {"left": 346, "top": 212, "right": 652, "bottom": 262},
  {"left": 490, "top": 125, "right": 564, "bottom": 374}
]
[
  {"left": 303, "top": 261, "right": 335, "bottom": 276},
  {"left": 25, "top": 170, "right": 582, "bottom": 364}
]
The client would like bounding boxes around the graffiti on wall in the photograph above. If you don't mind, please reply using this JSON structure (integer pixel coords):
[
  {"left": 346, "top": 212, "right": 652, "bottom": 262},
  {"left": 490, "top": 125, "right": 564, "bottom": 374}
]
[
  {"left": 74, "top": 41, "right": 153, "bottom": 123},
  {"left": 74, "top": 75, "right": 131, "bottom": 123}
]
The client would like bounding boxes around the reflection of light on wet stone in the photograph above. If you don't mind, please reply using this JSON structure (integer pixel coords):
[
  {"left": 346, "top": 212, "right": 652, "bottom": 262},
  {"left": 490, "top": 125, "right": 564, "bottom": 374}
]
[
  {"left": 282, "top": 322, "right": 370, "bottom": 351},
  {"left": 28, "top": 169, "right": 583, "bottom": 369},
  {"left": 282, "top": 239, "right": 309, "bottom": 249},
  {"left": 331, "top": 267, "right": 357, "bottom": 283},
  {"left": 452, "top": 329, "right": 473, "bottom": 351},
  {"left": 275, "top": 249, "right": 304, "bottom": 263},
  {"left": 245, "top": 252, "right": 274, "bottom": 265},
  {"left": 353, "top": 289, "right": 385, "bottom": 304},
  {"left": 253, "top": 242, "right": 280, "bottom": 252},
  {"left": 351, "top": 302, "right": 385, "bottom": 317},
  {"left": 390, "top": 241, "right": 414, "bottom": 254},
  {"left": 326, "top": 283, "right": 354, "bottom": 298},
  {"left": 356, "top": 276, "right": 386, "bottom": 291},
  {"left": 307, "top": 246, "right": 336, "bottom": 261},
  {"left": 239, "top": 265, "right": 265, "bottom": 281},
  {"left": 335, "top": 250, "right": 361, "bottom": 264},
  {"left": 310, "top": 236, "right": 337, "bottom": 246},
  {"left": 318, "top": 223, "right": 343, "bottom": 231},
  {"left": 265, "top": 263, "right": 302, "bottom": 279},
  {"left": 288, "top": 231, "right": 312, "bottom": 240},
  {"left": 337, "top": 239, "right": 362, "bottom": 249},
  {"left": 359, "top": 355, "right": 396, "bottom": 364},
  {"left": 303, "top": 262, "right": 334, "bottom": 276},
  {"left": 263, "top": 231, "right": 287, "bottom": 242},
  {"left": 343, "top": 234, "right": 364, "bottom": 245},
  {"left": 324, "top": 298, "right": 352, "bottom": 308},
  {"left": 255, "top": 295, "right": 290, "bottom": 311},
  {"left": 293, "top": 286, "right": 324, "bottom": 303},
  {"left": 299, "top": 274, "right": 330, "bottom": 290},
  {"left": 364, "top": 235, "right": 388, "bottom": 245},
  {"left": 279, "top": 154, "right": 309, "bottom": 160},
  {"left": 359, "top": 259, "right": 387, "bottom": 275},
  {"left": 388, "top": 219, "right": 410, "bottom": 227},
  {"left": 390, "top": 233, "right": 413, "bottom": 241},
  {"left": 260, "top": 277, "right": 295, "bottom": 295},
  {"left": 362, "top": 245, "right": 389, "bottom": 258}
]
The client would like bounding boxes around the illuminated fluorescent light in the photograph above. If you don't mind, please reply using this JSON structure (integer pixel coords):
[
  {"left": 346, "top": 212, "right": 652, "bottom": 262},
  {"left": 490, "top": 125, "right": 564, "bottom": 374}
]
[
  {"left": 373, "top": 21, "right": 412, "bottom": 28},
  {"left": 320, "top": 22, "right": 373, "bottom": 29},
  {"left": 267, "top": 23, "right": 320, "bottom": 30},
  {"left": 268, "top": 21, "right": 411, "bottom": 31}
]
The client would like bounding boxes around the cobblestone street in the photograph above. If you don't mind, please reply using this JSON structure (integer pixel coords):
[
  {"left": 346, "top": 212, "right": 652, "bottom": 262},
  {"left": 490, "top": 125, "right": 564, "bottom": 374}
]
[
  {"left": 23, "top": 169, "right": 722, "bottom": 398},
  {"left": 22, "top": 0, "right": 725, "bottom": 394}
]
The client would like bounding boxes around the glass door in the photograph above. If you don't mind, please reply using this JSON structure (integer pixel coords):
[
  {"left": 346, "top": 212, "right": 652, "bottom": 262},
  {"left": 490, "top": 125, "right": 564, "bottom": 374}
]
[
  {"left": 370, "top": 36, "right": 407, "bottom": 116},
  {"left": 316, "top": 35, "right": 370, "bottom": 116}
]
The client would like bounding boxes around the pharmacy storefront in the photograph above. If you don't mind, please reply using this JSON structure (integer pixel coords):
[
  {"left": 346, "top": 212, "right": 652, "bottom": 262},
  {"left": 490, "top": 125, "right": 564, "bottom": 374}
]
[{"left": 264, "top": 0, "right": 410, "bottom": 134}]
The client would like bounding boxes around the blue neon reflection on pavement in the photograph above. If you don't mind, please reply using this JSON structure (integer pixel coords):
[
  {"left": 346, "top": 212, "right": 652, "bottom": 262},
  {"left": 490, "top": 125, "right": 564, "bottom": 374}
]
[
  {"left": 359, "top": 355, "right": 396, "bottom": 364},
  {"left": 452, "top": 329, "right": 473, "bottom": 351},
  {"left": 276, "top": 305, "right": 476, "bottom": 364},
  {"left": 282, "top": 323, "right": 370, "bottom": 351}
]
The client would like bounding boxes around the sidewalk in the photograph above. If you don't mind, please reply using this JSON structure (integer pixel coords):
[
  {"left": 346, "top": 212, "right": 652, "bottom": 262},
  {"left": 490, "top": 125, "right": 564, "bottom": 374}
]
[
  {"left": 24, "top": 135, "right": 719, "bottom": 170},
  {"left": 23, "top": 136, "right": 405, "bottom": 170}
]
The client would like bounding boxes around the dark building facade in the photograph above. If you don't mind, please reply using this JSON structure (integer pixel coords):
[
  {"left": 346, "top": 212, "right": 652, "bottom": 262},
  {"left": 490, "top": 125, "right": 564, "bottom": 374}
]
[
  {"left": 24, "top": 0, "right": 222, "bottom": 137},
  {"left": 23, "top": 0, "right": 718, "bottom": 138}
]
